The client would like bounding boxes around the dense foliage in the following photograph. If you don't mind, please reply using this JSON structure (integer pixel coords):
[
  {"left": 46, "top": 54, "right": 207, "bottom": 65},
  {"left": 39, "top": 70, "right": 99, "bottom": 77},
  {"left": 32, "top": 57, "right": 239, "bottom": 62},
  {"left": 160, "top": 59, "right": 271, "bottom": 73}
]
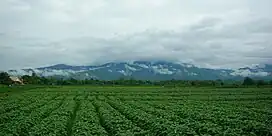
[
  {"left": 0, "top": 72, "right": 12, "bottom": 85},
  {"left": 0, "top": 86, "right": 271, "bottom": 135},
  {"left": 1, "top": 72, "right": 271, "bottom": 87}
]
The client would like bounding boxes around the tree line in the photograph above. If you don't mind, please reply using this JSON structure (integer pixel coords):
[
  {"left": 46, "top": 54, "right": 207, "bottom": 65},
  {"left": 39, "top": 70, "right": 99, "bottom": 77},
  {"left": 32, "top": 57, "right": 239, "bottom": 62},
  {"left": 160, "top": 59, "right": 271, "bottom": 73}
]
[{"left": 1, "top": 72, "right": 272, "bottom": 87}]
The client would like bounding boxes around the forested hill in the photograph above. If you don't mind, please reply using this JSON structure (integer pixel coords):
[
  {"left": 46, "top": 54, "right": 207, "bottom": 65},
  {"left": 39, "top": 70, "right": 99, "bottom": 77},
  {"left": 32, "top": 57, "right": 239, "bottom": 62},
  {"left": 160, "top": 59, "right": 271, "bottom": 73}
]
[{"left": 7, "top": 61, "right": 272, "bottom": 80}]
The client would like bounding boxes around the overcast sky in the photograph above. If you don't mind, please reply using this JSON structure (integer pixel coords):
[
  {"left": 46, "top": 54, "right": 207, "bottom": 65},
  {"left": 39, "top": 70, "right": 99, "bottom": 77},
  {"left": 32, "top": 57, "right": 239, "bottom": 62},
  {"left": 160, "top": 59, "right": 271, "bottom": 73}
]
[{"left": 0, "top": 0, "right": 272, "bottom": 70}]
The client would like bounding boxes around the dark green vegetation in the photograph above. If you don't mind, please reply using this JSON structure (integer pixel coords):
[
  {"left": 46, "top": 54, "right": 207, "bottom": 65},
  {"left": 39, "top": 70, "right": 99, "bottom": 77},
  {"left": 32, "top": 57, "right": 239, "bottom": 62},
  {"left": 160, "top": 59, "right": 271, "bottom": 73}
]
[
  {"left": 1, "top": 86, "right": 272, "bottom": 136},
  {"left": 0, "top": 72, "right": 13, "bottom": 85},
  {"left": 1, "top": 72, "right": 272, "bottom": 87}
]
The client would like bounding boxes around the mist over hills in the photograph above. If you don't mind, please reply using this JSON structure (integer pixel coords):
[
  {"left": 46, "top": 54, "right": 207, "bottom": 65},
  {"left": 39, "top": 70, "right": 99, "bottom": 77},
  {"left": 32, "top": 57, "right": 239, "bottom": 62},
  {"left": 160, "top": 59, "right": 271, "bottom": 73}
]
[{"left": 7, "top": 61, "right": 272, "bottom": 80}]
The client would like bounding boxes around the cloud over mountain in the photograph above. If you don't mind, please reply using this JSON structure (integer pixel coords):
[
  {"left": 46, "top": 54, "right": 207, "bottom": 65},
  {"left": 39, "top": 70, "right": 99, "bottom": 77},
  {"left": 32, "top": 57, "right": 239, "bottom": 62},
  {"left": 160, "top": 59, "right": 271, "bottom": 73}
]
[{"left": 0, "top": 0, "right": 272, "bottom": 70}]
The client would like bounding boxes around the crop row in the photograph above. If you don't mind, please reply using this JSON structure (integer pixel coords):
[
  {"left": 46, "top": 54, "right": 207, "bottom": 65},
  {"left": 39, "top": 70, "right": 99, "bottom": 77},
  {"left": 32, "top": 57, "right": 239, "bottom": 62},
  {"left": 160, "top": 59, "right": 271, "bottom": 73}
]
[
  {"left": 0, "top": 93, "right": 61, "bottom": 124},
  {"left": 107, "top": 99, "right": 198, "bottom": 135},
  {"left": 72, "top": 100, "right": 108, "bottom": 136},
  {"left": 143, "top": 100, "right": 272, "bottom": 135},
  {"left": 126, "top": 100, "right": 225, "bottom": 135},
  {"left": 0, "top": 92, "right": 48, "bottom": 114},
  {"left": 3, "top": 95, "right": 66, "bottom": 135},
  {"left": 1, "top": 87, "right": 271, "bottom": 136},
  {"left": 0, "top": 94, "right": 62, "bottom": 135},
  {"left": 93, "top": 100, "right": 147, "bottom": 135},
  {"left": 27, "top": 99, "right": 76, "bottom": 136}
]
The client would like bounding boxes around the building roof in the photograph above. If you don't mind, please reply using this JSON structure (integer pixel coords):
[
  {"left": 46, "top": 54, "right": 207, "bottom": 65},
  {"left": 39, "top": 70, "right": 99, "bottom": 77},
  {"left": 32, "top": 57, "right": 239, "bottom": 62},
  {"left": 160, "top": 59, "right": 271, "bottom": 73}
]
[{"left": 9, "top": 76, "right": 23, "bottom": 84}]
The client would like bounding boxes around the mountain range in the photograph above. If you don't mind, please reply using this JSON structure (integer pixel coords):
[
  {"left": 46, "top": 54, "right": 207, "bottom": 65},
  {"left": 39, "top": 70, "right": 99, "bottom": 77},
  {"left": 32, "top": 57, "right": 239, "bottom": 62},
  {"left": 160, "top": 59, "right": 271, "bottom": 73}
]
[{"left": 7, "top": 61, "right": 272, "bottom": 80}]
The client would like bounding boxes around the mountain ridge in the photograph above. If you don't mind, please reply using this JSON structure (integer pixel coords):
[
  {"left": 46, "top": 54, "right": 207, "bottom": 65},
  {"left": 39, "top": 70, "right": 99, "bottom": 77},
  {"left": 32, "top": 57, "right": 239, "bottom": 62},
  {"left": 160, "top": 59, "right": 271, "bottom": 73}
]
[{"left": 7, "top": 61, "right": 272, "bottom": 80}]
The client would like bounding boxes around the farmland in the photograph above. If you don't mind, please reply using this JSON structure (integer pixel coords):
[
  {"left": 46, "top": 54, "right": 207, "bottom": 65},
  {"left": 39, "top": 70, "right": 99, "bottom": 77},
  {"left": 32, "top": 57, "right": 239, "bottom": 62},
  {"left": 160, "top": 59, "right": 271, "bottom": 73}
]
[{"left": 0, "top": 86, "right": 272, "bottom": 136}]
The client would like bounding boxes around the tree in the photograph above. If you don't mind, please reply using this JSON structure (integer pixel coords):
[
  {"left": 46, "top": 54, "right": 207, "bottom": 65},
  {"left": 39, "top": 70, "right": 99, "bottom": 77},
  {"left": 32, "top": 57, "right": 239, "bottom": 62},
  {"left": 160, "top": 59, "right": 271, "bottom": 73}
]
[
  {"left": 32, "top": 72, "right": 37, "bottom": 77},
  {"left": 0, "top": 72, "right": 12, "bottom": 85},
  {"left": 211, "top": 81, "right": 216, "bottom": 86},
  {"left": 242, "top": 77, "right": 255, "bottom": 86},
  {"left": 256, "top": 80, "right": 266, "bottom": 87},
  {"left": 40, "top": 77, "right": 49, "bottom": 85},
  {"left": 191, "top": 81, "right": 197, "bottom": 86},
  {"left": 216, "top": 79, "right": 224, "bottom": 86},
  {"left": 21, "top": 75, "right": 32, "bottom": 84},
  {"left": 21, "top": 74, "right": 41, "bottom": 84}
]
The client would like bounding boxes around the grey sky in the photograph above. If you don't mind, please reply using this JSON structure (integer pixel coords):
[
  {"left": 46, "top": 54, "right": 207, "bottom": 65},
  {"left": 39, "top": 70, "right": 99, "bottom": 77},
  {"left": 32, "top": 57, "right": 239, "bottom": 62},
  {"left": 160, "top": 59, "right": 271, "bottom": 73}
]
[{"left": 0, "top": 0, "right": 272, "bottom": 70}]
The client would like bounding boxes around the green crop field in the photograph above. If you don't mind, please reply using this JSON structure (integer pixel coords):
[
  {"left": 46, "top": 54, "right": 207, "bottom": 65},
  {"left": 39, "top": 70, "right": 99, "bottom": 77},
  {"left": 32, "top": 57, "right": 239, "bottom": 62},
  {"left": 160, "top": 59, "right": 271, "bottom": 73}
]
[{"left": 0, "top": 86, "right": 272, "bottom": 136}]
